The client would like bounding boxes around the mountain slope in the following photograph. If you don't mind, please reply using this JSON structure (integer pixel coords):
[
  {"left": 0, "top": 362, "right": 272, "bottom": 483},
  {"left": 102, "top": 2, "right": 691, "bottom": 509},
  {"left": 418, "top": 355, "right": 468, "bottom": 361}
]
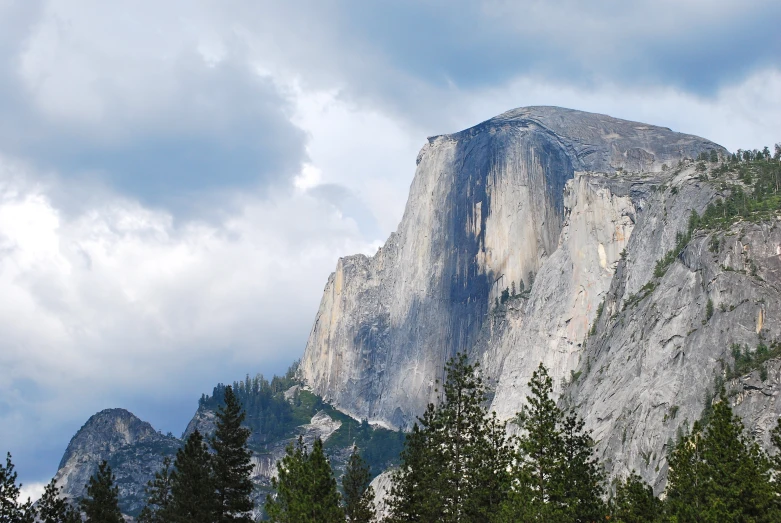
[
  {"left": 53, "top": 380, "right": 404, "bottom": 517},
  {"left": 54, "top": 408, "right": 180, "bottom": 515},
  {"left": 299, "top": 106, "right": 725, "bottom": 430}
]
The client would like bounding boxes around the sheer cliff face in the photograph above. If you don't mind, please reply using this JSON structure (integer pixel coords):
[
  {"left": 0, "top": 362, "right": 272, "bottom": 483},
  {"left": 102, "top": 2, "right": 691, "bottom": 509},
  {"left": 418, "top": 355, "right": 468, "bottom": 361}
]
[{"left": 300, "top": 106, "right": 722, "bottom": 429}]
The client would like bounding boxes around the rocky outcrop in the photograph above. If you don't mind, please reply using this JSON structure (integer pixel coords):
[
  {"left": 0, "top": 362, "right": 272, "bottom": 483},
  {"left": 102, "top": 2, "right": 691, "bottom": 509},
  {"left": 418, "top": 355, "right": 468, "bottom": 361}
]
[
  {"left": 568, "top": 172, "right": 781, "bottom": 491},
  {"left": 53, "top": 397, "right": 384, "bottom": 517},
  {"left": 300, "top": 106, "right": 724, "bottom": 429},
  {"left": 54, "top": 408, "right": 180, "bottom": 515},
  {"left": 299, "top": 106, "right": 781, "bottom": 491},
  {"left": 370, "top": 469, "right": 394, "bottom": 521}
]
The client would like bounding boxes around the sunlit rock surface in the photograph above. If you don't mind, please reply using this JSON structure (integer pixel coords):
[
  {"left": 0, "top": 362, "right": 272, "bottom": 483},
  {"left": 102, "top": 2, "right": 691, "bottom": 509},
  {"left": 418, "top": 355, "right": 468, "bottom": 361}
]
[
  {"left": 300, "top": 106, "right": 722, "bottom": 430},
  {"left": 300, "top": 106, "right": 781, "bottom": 489}
]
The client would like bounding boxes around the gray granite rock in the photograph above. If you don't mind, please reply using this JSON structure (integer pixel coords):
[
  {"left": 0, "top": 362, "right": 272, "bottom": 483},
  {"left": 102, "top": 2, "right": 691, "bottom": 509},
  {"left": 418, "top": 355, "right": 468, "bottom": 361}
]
[
  {"left": 300, "top": 106, "right": 725, "bottom": 432},
  {"left": 299, "top": 106, "right": 781, "bottom": 493},
  {"left": 54, "top": 408, "right": 180, "bottom": 515}
]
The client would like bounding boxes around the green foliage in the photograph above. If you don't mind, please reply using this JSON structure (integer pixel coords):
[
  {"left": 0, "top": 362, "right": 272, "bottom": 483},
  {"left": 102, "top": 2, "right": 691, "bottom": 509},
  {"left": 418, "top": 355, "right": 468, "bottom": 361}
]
[
  {"left": 623, "top": 281, "right": 657, "bottom": 309},
  {"left": 81, "top": 460, "right": 124, "bottom": 523},
  {"left": 708, "top": 234, "right": 721, "bottom": 253},
  {"left": 699, "top": 153, "right": 781, "bottom": 229},
  {"left": 728, "top": 341, "right": 781, "bottom": 379},
  {"left": 499, "top": 364, "right": 606, "bottom": 522},
  {"left": 500, "top": 287, "right": 510, "bottom": 304},
  {"left": 199, "top": 362, "right": 299, "bottom": 444},
  {"left": 137, "top": 457, "right": 173, "bottom": 523},
  {"left": 770, "top": 417, "right": 781, "bottom": 496},
  {"left": 212, "top": 385, "right": 254, "bottom": 523},
  {"left": 0, "top": 453, "right": 36, "bottom": 523},
  {"left": 386, "top": 423, "right": 438, "bottom": 522},
  {"left": 265, "top": 436, "right": 343, "bottom": 523},
  {"left": 665, "top": 395, "right": 778, "bottom": 521},
  {"left": 706, "top": 298, "right": 714, "bottom": 321},
  {"left": 387, "top": 353, "right": 512, "bottom": 522},
  {"left": 589, "top": 300, "right": 605, "bottom": 336},
  {"left": 611, "top": 471, "right": 662, "bottom": 523},
  {"left": 653, "top": 212, "right": 698, "bottom": 279},
  {"left": 342, "top": 446, "right": 375, "bottom": 523},
  {"left": 165, "top": 431, "right": 217, "bottom": 523},
  {"left": 38, "top": 480, "right": 81, "bottom": 523}
]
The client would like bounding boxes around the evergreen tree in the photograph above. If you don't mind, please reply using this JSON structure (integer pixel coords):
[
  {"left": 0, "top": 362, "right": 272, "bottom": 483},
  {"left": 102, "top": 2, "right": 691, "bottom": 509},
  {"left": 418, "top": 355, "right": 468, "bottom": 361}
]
[
  {"left": 165, "top": 430, "right": 216, "bottom": 523},
  {"left": 137, "top": 456, "right": 173, "bottom": 523},
  {"left": 769, "top": 416, "right": 781, "bottom": 495},
  {"left": 211, "top": 385, "right": 254, "bottom": 523},
  {"left": 559, "top": 411, "right": 605, "bottom": 521},
  {"left": 611, "top": 471, "right": 661, "bottom": 523},
  {"left": 342, "top": 446, "right": 375, "bottom": 523},
  {"left": 37, "top": 479, "right": 81, "bottom": 523},
  {"left": 665, "top": 395, "right": 778, "bottom": 521},
  {"left": 266, "top": 436, "right": 343, "bottom": 523},
  {"left": 499, "top": 363, "right": 565, "bottom": 521},
  {"left": 386, "top": 422, "right": 440, "bottom": 522},
  {"left": 387, "top": 353, "right": 511, "bottom": 523},
  {"left": 80, "top": 460, "right": 123, "bottom": 523},
  {"left": 499, "top": 363, "right": 605, "bottom": 522},
  {"left": 665, "top": 421, "right": 706, "bottom": 521},
  {"left": 0, "top": 453, "right": 36, "bottom": 523}
]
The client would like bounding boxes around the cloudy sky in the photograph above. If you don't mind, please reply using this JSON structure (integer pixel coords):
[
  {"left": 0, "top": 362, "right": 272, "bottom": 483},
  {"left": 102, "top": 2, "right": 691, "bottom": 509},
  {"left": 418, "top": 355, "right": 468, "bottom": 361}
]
[{"left": 1, "top": 0, "right": 780, "bottom": 492}]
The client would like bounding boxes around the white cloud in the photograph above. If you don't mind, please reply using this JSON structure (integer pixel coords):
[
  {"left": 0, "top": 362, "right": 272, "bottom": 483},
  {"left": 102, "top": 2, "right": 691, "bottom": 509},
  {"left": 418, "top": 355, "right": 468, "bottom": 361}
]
[
  {"left": 1, "top": 0, "right": 779, "bottom": 488},
  {"left": 18, "top": 481, "right": 46, "bottom": 504},
  {"left": 0, "top": 154, "right": 378, "bottom": 478},
  {"left": 449, "top": 68, "right": 781, "bottom": 153}
]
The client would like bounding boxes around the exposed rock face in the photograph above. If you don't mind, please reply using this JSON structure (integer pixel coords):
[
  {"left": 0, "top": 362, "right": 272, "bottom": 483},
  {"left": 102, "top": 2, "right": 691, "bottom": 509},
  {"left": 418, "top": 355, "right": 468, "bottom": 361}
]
[
  {"left": 369, "top": 469, "right": 394, "bottom": 521},
  {"left": 300, "top": 106, "right": 781, "bottom": 490},
  {"left": 54, "top": 408, "right": 180, "bottom": 515},
  {"left": 569, "top": 178, "right": 781, "bottom": 491},
  {"left": 300, "top": 106, "right": 723, "bottom": 429},
  {"left": 53, "top": 397, "right": 386, "bottom": 517}
]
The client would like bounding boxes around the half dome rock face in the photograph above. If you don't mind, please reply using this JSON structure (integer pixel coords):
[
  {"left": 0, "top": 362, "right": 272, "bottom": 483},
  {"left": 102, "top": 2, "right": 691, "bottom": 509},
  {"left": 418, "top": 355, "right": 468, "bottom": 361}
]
[{"left": 300, "top": 106, "right": 723, "bottom": 429}]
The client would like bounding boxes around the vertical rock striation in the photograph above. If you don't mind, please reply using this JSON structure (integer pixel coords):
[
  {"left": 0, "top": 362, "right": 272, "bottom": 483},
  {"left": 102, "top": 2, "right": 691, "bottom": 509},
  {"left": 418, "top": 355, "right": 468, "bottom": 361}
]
[{"left": 300, "top": 106, "right": 722, "bottom": 429}]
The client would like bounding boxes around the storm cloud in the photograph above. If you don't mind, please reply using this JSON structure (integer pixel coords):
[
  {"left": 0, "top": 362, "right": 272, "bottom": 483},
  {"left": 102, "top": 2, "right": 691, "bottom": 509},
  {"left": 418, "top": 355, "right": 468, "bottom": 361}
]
[{"left": 0, "top": 0, "right": 778, "bottom": 488}]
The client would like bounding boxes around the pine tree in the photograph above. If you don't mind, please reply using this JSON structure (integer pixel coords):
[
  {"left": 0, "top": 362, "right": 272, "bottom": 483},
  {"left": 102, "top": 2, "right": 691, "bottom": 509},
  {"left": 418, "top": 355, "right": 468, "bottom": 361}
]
[
  {"left": 559, "top": 411, "right": 605, "bottom": 521},
  {"left": 0, "top": 453, "right": 36, "bottom": 523},
  {"left": 499, "top": 363, "right": 605, "bottom": 522},
  {"left": 342, "top": 446, "right": 375, "bottom": 523},
  {"left": 665, "top": 421, "right": 706, "bottom": 521},
  {"left": 165, "top": 430, "right": 216, "bottom": 523},
  {"left": 137, "top": 456, "right": 173, "bottom": 523},
  {"left": 611, "top": 471, "right": 661, "bottom": 523},
  {"left": 80, "top": 460, "right": 123, "bottom": 523},
  {"left": 307, "top": 438, "right": 344, "bottom": 522},
  {"left": 700, "top": 396, "right": 776, "bottom": 521},
  {"left": 265, "top": 436, "right": 343, "bottom": 523},
  {"left": 37, "top": 479, "right": 81, "bottom": 523},
  {"left": 770, "top": 416, "right": 781, "bottom": 495},
  {"left": 265, "top": 436, "right": 308, "bottom": 523},
  {"left": 387, "top": 353, "right": 511, "bottom": 523},
  {"left": 386, "top": 421, "right": 440, "bottom": 522},
  {"left": 500, "top": 363, "right": 566, "bottom": 521},
  {"left": 212, "top": 385, "right": 254, "bottom": 523},
  {"left": 665, "top": 395, "right": 778, "bottom": 521}
]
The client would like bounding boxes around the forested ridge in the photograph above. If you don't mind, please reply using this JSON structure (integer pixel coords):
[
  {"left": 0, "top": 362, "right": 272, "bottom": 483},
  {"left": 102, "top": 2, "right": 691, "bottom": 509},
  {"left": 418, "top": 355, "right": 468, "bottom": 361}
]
[
  {"left": 6, "top": 356, "right": 781, "bottom": 521},
  {"left": 199, "top": 362, "right": 405, "bottom": 477}
]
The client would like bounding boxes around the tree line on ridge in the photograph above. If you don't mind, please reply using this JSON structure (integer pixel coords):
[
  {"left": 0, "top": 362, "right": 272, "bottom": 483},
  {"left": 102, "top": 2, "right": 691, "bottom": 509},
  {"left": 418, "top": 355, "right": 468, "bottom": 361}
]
[{"left": 6, "top": 352, "right": 781, "bottom": 522}]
